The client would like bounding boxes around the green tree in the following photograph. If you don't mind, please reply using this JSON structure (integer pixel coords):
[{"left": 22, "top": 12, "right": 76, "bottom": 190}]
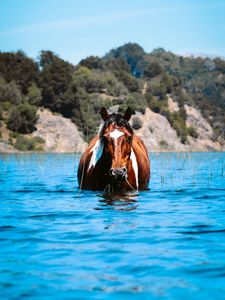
[
  {"left": 0, "top": 78, "right": 22, "bottom": 105},
  {"left": 144, "top": 62, "right": 164, "bottom": 78},
  {"left": 7, "top": 103, "right": 38, "bottom": 133},
  {"left": 113, "top": 70, "right": 140, "bottom": 93},
  {"left": 39, "top": 51, "right": 74, "bottom": 114},
  {"left": 105, "top": 43, "right": 146, "bottom": 77},
  {"left": 104, "top": 58, "right": 131, "bottom": 73},
  {"left": 0, "top": 51, "right": 39, "bottom": 93},
  {"left": 26, "top": 83, "right": 42, "bottom": 105},
  {"left": 79, "top": 56, "right": 103, "bottom": 69}
]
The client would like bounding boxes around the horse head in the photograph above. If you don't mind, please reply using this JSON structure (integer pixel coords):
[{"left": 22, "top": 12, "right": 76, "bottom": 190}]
[
  {"left": 100, "top": 107, "right": 133, "bottom": 183},
  {"left": 78, "top": 106, "right": 150, "bottom": 191}
]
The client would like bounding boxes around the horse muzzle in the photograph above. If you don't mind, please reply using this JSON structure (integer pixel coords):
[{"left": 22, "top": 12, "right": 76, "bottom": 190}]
[{"left": 109, "top": 167, "right": 127, "bottom": 181}]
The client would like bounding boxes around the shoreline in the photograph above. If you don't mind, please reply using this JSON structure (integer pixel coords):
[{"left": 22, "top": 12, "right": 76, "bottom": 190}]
[{"left": 1, "top": 150, "right": 225, "bottom": 154}]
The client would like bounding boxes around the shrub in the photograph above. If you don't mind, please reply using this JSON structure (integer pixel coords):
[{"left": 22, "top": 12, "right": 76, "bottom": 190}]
[
  {"left": 2, "top": 101, "right": 12, "bottom": 111},
  {"left": 159, "top": 140, "right": 168, "bottom": 149},
  {"left": 148, "top": 97, "right": 168, "bottom": 114},
  {"left": 10, "top": 131, "right": 19, "bottom": 139},
  {"left": 187, "top": 126, "right": 198, "bottom": 138},
  {"left": 33, "top": 136, "right": 45, "bottom": 144},
  {"left": 7, "top": 103, "right": 38, "bottom": 133},
  {"left": 117, "top": 93, "right": 147, "bottom": 115},
  {"left": 14, "top": 135, "right": 45, "bottom": 151},
  {"left": 164, "top": 111, "right": 188, "bottom": 144}
]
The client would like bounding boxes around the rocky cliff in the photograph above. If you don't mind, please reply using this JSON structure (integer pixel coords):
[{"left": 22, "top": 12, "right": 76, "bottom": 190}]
[
  {"left": 32, "top": 109, "right": 86, "bottom": 153},
  {"left": 0, "top": 109, "right": 87, "bottom": 153},
  {"left": 131, "top": 105, "right": 224, "bottom": 152},
  {"left": 1, "top": 103, "right": 224, "bottom": 153}
]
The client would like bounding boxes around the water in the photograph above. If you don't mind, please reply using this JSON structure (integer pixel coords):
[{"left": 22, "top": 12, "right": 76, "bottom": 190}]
[{"left": 0, "top": 153, "right": 225, "bottom": 300}]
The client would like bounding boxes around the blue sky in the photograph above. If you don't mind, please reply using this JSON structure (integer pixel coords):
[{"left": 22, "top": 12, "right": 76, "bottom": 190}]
[{"left": 1, "top": 0, "right": 225, "bottom": 64}]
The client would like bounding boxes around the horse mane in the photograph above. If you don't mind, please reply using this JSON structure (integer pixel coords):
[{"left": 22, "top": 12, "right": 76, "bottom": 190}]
[{"left": 99, "top": 113, "right": 133, "bottom": 138}]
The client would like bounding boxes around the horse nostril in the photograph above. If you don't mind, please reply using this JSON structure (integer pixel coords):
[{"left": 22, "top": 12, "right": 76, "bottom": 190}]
[
  {"left": 109, "top": 167, "right": 127, "bottom": 179},
  {"left": 109, "top": 168, "right": 115, "bottom": 176},
  {"left": 122, "top": 167, "right": 127, "bottom": 173}
]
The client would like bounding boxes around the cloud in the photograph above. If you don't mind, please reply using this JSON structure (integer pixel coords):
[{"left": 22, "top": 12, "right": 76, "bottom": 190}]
[
  {"left": 1, "top": 11, "right": 142, "bottom": 35},
  {"left": 1, "top": 2, "right": 225, "bottom": 36}
]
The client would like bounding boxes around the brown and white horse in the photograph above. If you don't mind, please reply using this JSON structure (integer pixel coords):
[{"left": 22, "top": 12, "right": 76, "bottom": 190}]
[{"left": 78, "top": 107, "right": 150, "bottom": 192}]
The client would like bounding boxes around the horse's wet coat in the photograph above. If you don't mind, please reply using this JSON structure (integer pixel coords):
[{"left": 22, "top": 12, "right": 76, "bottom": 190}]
[{"left": 78, "top": 108, "right": 150, "bottom": 191}]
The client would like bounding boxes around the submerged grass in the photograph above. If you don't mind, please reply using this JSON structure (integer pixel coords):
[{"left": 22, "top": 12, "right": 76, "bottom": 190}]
[{"left": 150, "top": 152, "right": 225, "bottom": 188}]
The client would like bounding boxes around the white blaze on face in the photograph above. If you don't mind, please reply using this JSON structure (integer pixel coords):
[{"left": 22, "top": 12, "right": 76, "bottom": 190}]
[
  {"left": 88, "top": 138, "right": 103, "bottom": 171},
  {"left": 87, "top": 129, "right": 124, "bottom": 172},
  {"left": 130, "top": 148, "right": 139, "bottom": 189},
  {"left": 109, "top": 129, "right": 124, "bottom": 139}
]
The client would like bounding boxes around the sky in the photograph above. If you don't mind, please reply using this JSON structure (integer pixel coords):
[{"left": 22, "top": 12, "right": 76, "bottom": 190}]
[{"left": 1, "top": 0, "right": 225, "bottom": 64}]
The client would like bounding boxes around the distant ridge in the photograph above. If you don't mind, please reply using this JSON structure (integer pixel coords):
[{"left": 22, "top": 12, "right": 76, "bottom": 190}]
[
  {"left": 182, "top": 52, "right": 225, "bottom": 60},
  {"left": 0, "top": 42, "right": 225, "bottom": 152}
]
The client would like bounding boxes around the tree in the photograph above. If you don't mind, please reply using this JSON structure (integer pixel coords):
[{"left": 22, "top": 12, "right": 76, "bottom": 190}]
[
  {"left": 105, "top": 43, "right": 146, "bottom": 77},
  {"left": 39, "top": 50, "right": 57, "bottom": 68},
  {"left": 0, "top": 51, "right": 39, "bottom": 93},
  {"left": 113, "top": 70, "right": 140, "bottom": 93},
  {"left": 79, "top": 56, "right": 103, "bottom": 69},
  {"left": 39, "top": 51, "right": 74, "bottom": 113},
  {"left": 144, "top": 62, "right": 164, "bottom": 78},
  {"left": 26, "top": 83, "right": 42, "bottom": 105},
  {"left": 104, "top": 58, "right": 131, "bottom": 73},
  {"left": 0, "top": 78, "right": 22, "bottom": 105},
  {"left": 7, "top": 103, "right": 38, "bottom": 133}
]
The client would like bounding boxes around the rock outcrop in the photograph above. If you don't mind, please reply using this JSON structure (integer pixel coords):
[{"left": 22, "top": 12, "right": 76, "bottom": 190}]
[
  {"left": 0, "top": 142, "right": 18, "bottom": 153},
  {"left": 131, "top": 108, "right": 186, "bottom": 151},
  {"left": 32, "top": 109, "right": 87, "bottom": 153},
  {"left": 167, "top": 96, "right": 179, "bottom": 113},
  {"left": 131, "top": 105, "right": 224, "bottom": 151},
  {"left": 184, "top": 104, "right": 223, "bottom": 151}
]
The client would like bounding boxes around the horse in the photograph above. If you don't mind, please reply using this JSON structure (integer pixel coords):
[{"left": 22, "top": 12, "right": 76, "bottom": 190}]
[{"left": 78, "top": 107, "right": 150, "bottom": 192}]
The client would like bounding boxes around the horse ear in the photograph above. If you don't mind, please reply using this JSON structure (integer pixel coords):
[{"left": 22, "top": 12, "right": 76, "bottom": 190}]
[
  {"left": 100, "top": 107, "right": 109, "bottom": 121},
  {"left": 124, "top": 107, "right": 132, "bottom": 121}
]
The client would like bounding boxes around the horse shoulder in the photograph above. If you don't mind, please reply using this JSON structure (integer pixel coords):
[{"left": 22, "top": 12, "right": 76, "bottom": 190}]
[
  {"left": 132, "top": 135, "right": 149, "bottom": 161},
  {"left": 78, "top": 135, "right": 99, "bottom": 175},
  {"left": 131, "top": 134, "right": 150, "bottom": 188}
]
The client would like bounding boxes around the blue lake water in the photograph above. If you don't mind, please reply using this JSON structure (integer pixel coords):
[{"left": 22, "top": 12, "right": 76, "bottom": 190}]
[{"left": 0, "top": 152, "right": 225, "bottom": 300}]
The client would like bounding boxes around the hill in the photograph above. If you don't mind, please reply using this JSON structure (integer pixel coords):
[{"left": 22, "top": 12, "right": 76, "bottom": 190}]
[{"left": 0, "top": 43, "right": 225, "bottom": 152}]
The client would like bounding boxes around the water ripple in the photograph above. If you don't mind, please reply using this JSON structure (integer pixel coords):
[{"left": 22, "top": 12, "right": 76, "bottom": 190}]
[
  {"left": 0, "top": 153, "right": 225, "bottom": 299},
  {"left": 179, "top": 228, "right": 225, "bottom": 235}
]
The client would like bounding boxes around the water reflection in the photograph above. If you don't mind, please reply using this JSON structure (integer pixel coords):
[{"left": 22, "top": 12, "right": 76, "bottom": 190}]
[{"left": 96, "top": 191, "right": 139, "bottom": 211}]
